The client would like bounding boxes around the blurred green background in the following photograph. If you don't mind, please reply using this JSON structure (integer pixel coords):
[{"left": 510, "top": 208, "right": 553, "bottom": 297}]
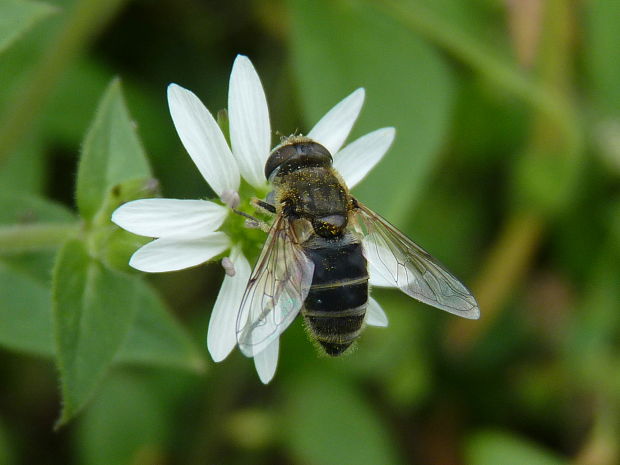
[{"left": 1, "top": 0, "right": 620, "bottom": 464}]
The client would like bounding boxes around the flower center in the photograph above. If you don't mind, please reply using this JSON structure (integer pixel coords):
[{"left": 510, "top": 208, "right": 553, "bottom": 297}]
[{"left": 220, "top": 180, "right": 271, "bottom": 263}]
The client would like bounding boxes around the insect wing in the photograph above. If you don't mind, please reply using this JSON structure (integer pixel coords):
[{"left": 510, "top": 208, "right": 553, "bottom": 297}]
[
  {"left": 236, "top": 214, "right": 314, "bottom": 357},
  {"left": 353, "top": 201, "right": 480, "bottom": 319}
]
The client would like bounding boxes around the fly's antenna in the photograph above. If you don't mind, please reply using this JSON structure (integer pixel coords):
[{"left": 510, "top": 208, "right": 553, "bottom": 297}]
[{"left": 278, "top": 129, "right": 302, "bottom": 144}]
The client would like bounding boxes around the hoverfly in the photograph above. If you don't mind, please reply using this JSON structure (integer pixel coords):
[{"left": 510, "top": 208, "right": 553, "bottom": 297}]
[{"left": 236, "top": 136, "right": 479, "bottom": 357}]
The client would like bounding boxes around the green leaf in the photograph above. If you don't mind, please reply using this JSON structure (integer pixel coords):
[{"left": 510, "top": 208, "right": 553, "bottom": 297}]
[
  {"left": 53, "top": 239, "right": 139, "bottom": 425},
  {"left": 0, "top": 191, "right": 79, "bottom": 255},
  {"left": 0, "top": 192, "right": 75, "bottom": 262},
  {"left": 0, "top": 192, "right": 75, "bottom": 225},
  {"left": 0, "top": 139, "right": 46, "bottom": 195},
  {"left": 77, "top": 373, "right": 168, "bottom": 465},
  {"left": 0, "top": 190, "right": 202, "bottom": 374},
  {"left": 76, "top": 79, "right": 151, "bottom": 222},
  {"left": 288, "top": 0, "right": 454, "bottom": 223},
  {"left": 1, "top": 255, "right": 205, "bottom": 374},
  {"left": 42, "top": 58, "right": 111, "bottom": 146},
  {"left": 0, "top": 0, "right": 55, "bottom": 55},
  {"left": 415, "top": 0, "right": 501, "bottom": 45},
  {"left": 115, "top": 278, "right": 206, "bottom": 372},
  {"left": 466, "top": 430, "right": 567, "bottom": 465},
  {"left": 0, "top": 193, "right": 75, "bottom": 355},
  {"left": 285, "top": 372, "right": 401, "bottom": 465},
  {"left": 0, "top": 260, "right": 52, "bottom": 355}
]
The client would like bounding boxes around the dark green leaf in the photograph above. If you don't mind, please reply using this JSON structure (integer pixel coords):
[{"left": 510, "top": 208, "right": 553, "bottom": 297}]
[
  {"left": 416, "top": 0, "right": 501, "bottom": 45},
  {"left": 2, "top": 255, "right": 205, "bottom": 374},
  {"left": 77, "top": 373, "right": 168, "bottom": 465},
  {"left": 285, "top": 372, "right": 401, "bottom": 465},
  {"left": 0, "top": 192, "right": 75, "bottom": 271},
  {"left": 53, "top": 239, "right": 139, "bottom": 425},
  {"left": 0, "top": 139, "right": 46, "bottom": 195},
  {"left": 0, "top": 193, "right": 75, "bottom": 355},
  {"left": 0, "top": 0, "right": 55, "bottom": 55},
  {"left": 76, "top": 79, "right": 151, "bottom": 222},
  {"left": 42, "top": 58, "right": 111, "bottom": 146},
  {"left": 0, "top": 260, "right": 51, "bottom": 355},
  {"left": 0, "top": 191, "right": 203, "bottom": 373},
  {"left": 289, "top": 0, "right": 454, "bottom": 223},
  {"left": 466, "top": 430, "right": 567, "bottom": 465},
  {"left": 0, "top": 192, "right": 75, "bottom": 225},
  {"left": 115, "top": 277, "right": 206, "bottom": 372}
]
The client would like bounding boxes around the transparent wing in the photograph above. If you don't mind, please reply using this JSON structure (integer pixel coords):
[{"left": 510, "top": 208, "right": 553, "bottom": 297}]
[
  {"left": 236, "top": 214, "right": 314, "bottom": 357},
  {"left": 352, "top": 201, "right": 480, "bottom": 319}
]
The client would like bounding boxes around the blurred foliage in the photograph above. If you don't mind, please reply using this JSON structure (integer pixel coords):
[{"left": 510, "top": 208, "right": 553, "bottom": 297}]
[
  {"left": 289, "top": 0, "right": 454, "bottom": 222},
  {"left": 0, "top": 0, "right": 619, "bottom": 464},
  {"left": 0, "top": 0, "right": 55, "bottom": 55},
  {"left": 466, "top": 430, "right": 567, "bottom": 465}
]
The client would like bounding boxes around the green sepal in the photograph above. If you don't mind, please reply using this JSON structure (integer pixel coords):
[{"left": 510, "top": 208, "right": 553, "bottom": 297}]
[{"left": 90, "top": 177, "right": 160, "bottom": 272}]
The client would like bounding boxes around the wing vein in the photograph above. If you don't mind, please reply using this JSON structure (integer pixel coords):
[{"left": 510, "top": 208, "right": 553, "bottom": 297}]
[{"left": 353, "top": 200, "right": 479, "bottom": 319}]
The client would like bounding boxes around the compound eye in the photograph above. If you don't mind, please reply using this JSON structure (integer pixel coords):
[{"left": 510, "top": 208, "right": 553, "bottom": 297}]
[
  {"left": 265, "top": 144, "right": 296, "bottom": 180},
  {"left": 265, "top": 139, "right": 333, "bottom": 180}
]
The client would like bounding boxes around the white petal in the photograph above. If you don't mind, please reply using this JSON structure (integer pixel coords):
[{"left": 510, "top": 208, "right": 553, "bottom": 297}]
[
  {"left": 207, "top": 247, "right": 251, "bottom": 362},
  {"left": 228, "top": 55, "right": 271, "bottom": 189},
  {"left": 112, "top": 198, "right": 228, "bottom": 239},
  {"left": 333, "top": 128, "right": 395, "bottom": 189},
  {"left": 253, "top": 338, "right": 279, "bottom": 384},
  {"left": 307, "top": 88, "right": 365, "bottom": 155},
  {"left": 167, "top": 84, "right": 240, "bottom": 196},
  {"left": 129, "top": 233, "right": 229, "bottom": 272},
  {"left": 366, "top": 297, "right": 389, "bottom": 327}
]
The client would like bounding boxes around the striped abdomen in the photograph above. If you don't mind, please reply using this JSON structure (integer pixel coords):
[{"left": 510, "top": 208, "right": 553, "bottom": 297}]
[{"left": 301, "top": 234, "right": 369, "bottom": 356}]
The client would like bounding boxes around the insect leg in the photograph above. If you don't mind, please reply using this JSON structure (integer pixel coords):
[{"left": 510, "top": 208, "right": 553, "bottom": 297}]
[
  {"left": 233, "top": 209, "right": 271, "bottom": 232},
  {"left": 252, "top": 198, "right": 276, "bottom": 215}
]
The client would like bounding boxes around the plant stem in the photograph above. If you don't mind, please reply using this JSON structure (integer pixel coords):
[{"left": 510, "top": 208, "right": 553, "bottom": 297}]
[
  {"left": 573, "top": 397, "right": 619, "bottom": 465},
  {"left": 376, "top": 0, "right": 582, "bottom": 153},
  {"left": 444, "top": 212, "right": 543, "bottom": 349},
  {"left": 0, "top": 0, "right": 129, "bottom": 165},
  {"left": 0, "top": 222, "right": 80, "bottom": 253}
]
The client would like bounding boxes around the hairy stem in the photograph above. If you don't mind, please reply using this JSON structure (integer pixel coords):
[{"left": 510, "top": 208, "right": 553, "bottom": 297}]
[{"left": 0, "top": 223, "right": 80, "bottom": 253}]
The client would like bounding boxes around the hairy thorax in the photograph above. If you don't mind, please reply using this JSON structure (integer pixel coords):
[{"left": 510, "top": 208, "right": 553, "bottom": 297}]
[{"left": 276, "top": 166, "right": 349, "bottom": 238}]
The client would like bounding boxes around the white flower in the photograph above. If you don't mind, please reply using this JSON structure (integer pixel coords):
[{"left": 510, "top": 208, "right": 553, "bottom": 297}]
[{"left": 111, "top": 55, "right": 395, "bottom": 384}]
